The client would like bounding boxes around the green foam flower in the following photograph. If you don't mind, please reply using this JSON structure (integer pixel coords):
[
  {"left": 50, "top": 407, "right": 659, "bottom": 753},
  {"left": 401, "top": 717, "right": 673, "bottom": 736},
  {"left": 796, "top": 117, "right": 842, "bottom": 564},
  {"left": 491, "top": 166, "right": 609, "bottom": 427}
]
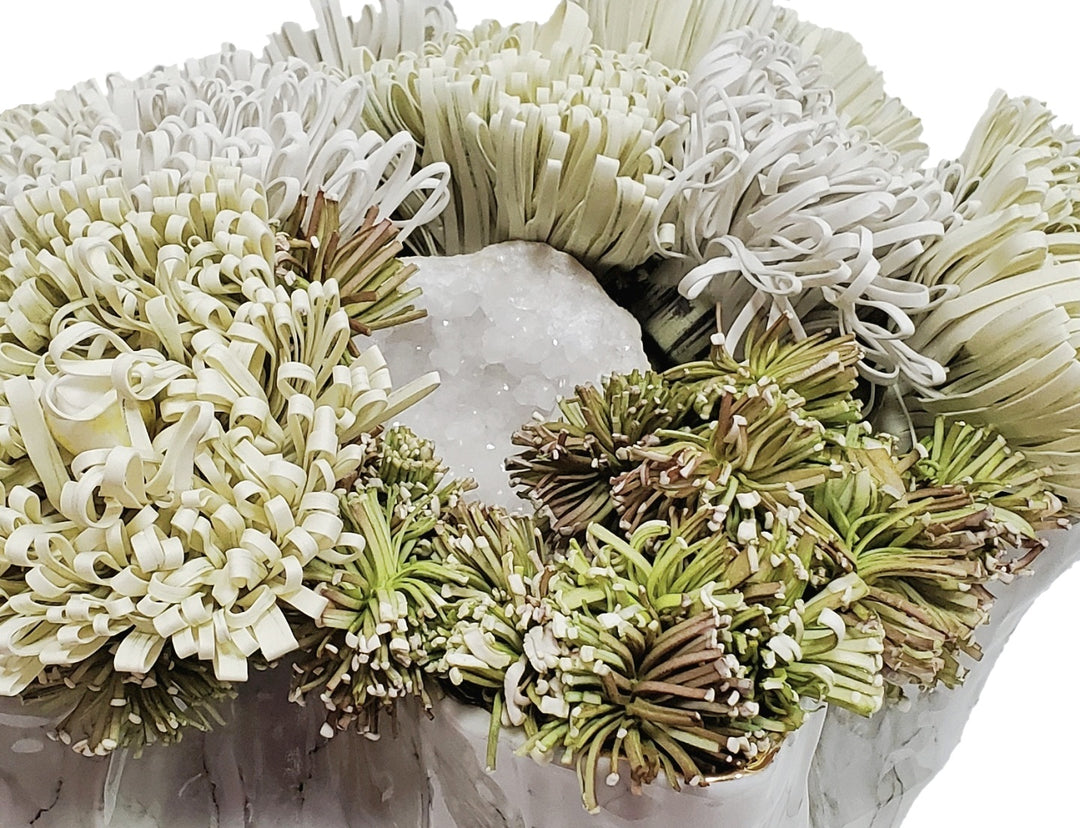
[
  {"left": 290, "top": 427, "right": 472, "bottom": 738},
  {"left": 814, "top": 418, "right": 1063, "bottom": 689},
  {"left": 510, "top": 321, "right": 862, "bottom": 538},
  {"left": 430, "top": 510, "right": 882, "bottom": 813},
  {"left": 278, "top": 1, "right": 686, "bottom": 271},
  {"left": 508, "top": 370, "right": 694, "bottom": 537}
]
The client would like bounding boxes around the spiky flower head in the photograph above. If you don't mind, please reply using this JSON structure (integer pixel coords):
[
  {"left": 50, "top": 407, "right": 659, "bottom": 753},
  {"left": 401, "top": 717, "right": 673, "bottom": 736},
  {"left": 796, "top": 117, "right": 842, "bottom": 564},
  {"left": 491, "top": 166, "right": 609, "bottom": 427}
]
[
  {"left": 665, "top": 319, "right": 864, "bottom": 431},
  {"left": 510, "top": 321, "right": 862, "bottom": 538},
  {"left": 431, "top": 510, "right": 882, "bottom": 813},
  {"left": 291, "top": 426, "right": 472, "bottom": 738},
  {"left": 509, "top": 370, "right": 695, "bottom": 537},
  {"left": 276, "top": 196, "right": 427, "bottom": 336},
  {"left": 815, "top": 418, "right": 1063, "bottom": 689},
  {"left": 425, "top": 502, "right": 550, "bottom": 708}
]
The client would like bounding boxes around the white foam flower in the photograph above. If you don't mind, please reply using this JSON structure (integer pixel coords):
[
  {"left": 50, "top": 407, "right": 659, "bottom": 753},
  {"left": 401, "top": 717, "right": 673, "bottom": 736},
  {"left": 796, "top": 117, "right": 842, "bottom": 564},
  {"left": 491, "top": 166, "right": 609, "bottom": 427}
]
[
  {"left": 0, "top": 48, "right": 450, "bottom": 245},
  {"left": 107, "top": 50, "right": 451, "bottom": 241},
  {"left": 908, "top": 92, "right": 1080, "bottom": 500},
  {"left": 0, "top": 159, "right": 438, "bottom": 693},
  {"left": 580, "top": 0, "right": 927, "bottom": 164},
  {"left": 271, "top": 0, "right": 685, "bottom": 271},
  {"left": 770, "top": 7, "right": 926, "bottom": 166},
  {"left": 640, "top": 29, "right": 953, "bottom": 385}
]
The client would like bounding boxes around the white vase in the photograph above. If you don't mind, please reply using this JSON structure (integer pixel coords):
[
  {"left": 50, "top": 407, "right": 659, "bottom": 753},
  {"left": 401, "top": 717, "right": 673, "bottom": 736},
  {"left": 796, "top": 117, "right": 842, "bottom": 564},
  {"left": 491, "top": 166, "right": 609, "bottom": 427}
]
[
  {"left": 0, "top": 667, "right": 431, "bottom": 827},
  {"left": 421, "top": 694, "right": 827, "bottom": 828},
  {"left": 1, "top": 528, "right": 1075, "bottom": 826},
  {"left": 808, "top": 526, "right": 1080, "bottom": 827}
]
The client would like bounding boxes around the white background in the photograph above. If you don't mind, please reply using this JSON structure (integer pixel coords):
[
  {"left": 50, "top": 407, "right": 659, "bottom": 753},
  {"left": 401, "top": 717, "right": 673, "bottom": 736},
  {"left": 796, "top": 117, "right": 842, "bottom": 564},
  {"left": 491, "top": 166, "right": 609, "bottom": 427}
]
[{"left": 1, "top": 2, "right": 1078, "bottom": 826}]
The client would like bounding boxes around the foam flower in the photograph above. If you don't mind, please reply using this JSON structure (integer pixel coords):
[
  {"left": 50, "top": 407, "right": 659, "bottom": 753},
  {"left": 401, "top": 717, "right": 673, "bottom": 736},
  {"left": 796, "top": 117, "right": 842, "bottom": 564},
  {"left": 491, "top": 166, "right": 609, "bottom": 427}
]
[
  {"left": 0, "top": 161, "right": 437, "bottom": 707},
  {"left": 814, "top": 418, "right": 1063, "bottom": 689},
  {"left": 908, "top": 93, "right": 1080, "bottom": 503},
  {"left": 635, "top": 28, "right": 953, "bottom": 385},
  {"left": 580, "top": 0, "right": 927, "bottom": 164},
  {"left": 266, "top": 0, "right": 459, "bottom": 70},
  {"left": 0, "top": 84, "right": 122, "bottom": 207},
  {"left": 0, "top": 49, "right": 451, "bottom": 245},
  {"left": 275, "top": 0, "right": 685, "bottom": 271},
  {"left": 510, "top": 321, "right": 861, "bottom": 538},
  {"left": 508, "top": 370, "right": 693, "bottom": 537},
  {"left": 431, "top": 507, "right": 883, "bottom": 813},
  {"left": 425, "top": 502, "right": 550, "bottom": 728},
  {"left": 290, "top": 426, "right": 472, "bottom": 738}
]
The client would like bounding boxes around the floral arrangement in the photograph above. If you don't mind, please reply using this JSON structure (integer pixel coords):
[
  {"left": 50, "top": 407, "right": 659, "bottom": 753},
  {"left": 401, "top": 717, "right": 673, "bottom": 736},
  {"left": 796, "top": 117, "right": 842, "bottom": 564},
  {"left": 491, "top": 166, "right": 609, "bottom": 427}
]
[{"left": 0, "top": 0, "right": 1076, "bottom": 820}]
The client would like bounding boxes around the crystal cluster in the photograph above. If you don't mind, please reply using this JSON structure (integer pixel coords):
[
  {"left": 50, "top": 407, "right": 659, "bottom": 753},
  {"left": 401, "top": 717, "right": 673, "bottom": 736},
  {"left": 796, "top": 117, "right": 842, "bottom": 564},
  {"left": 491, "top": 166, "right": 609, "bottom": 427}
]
[{"left": 377, "top": 241, "right": 649, "bottom": 506}]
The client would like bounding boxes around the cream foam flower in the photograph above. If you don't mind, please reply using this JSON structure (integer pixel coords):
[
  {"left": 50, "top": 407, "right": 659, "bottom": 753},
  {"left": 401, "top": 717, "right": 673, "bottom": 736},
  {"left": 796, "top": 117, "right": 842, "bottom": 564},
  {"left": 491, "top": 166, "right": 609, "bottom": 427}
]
[
  {"left": 0, "top": 84, "right": 123, "bottom": 207},
  {"left": 580, "top": 0, "right": 927, "bottom": 164},
  {"left": 908, "top": 92, "right": 1080, "bottom": 501},
  {"left": 639, "top": 29, "right": 953, "bottom": 386},
  {"left": 0, "top": 49, "right": 451, "bottom": 245},
  {"left": 272, "top": 0, "right": 685, "bottom": 271},
  {"left": 105, "top": 49, "right": 450, "bottom": 241},
  {"left": 0, "top": 160, "right": 437, "bottom": 693}
]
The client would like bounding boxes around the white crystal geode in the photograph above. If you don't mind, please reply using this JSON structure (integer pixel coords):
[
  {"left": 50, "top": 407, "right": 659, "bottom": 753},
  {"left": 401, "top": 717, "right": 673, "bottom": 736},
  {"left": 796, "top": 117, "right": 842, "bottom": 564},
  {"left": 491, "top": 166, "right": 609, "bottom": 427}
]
[
  {"left": 0, "top": 242, "right": 1076, "bottom": 826},
  {"left": 378, "top": 241, "right": 649, "bottom": 506}
]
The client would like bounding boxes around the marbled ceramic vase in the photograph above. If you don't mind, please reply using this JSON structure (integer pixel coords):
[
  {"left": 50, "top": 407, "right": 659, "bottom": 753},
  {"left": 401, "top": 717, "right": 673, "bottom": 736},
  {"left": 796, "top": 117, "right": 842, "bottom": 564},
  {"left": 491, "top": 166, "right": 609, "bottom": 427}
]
[
  {"left": 420, "top": 694, "right": 827, "bottom": 828},
  {"left": 808, "top": 527, "right": 1078, "bottom": 828}
]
